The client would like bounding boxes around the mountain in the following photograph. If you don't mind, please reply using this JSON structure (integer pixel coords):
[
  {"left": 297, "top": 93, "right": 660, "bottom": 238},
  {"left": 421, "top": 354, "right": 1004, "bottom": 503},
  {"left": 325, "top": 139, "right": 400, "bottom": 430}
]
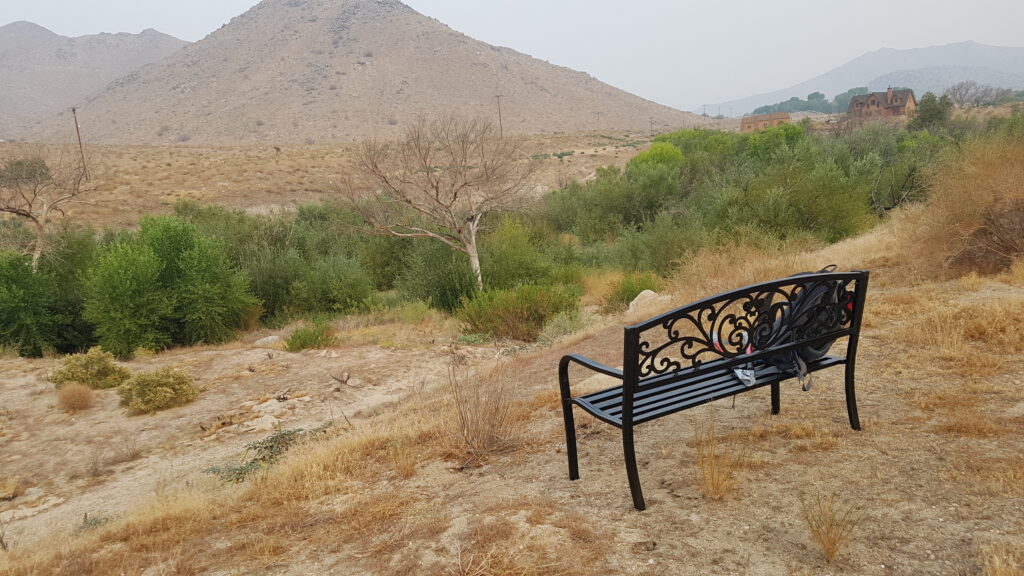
[
  {"left": 712, "top": 41, "right": 1024, "bottom": 116},
  {"left": 31, "top": 0, "right": 711, "bottom": 145},
  {"left": 0, "top": 21, "right": 188, "bottom": 140}
]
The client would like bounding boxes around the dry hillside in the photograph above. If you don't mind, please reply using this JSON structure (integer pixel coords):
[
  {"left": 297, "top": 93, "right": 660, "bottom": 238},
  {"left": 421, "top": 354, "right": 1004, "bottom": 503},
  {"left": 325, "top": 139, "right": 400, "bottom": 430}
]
[
  {"left": 0, "top": 21, "right": 187, "bottom": 140},
  {"left": 31, "top": 0, "right": 721, "bottom": 145},
  {"left": 1, "top": 140, "right": 1022, "bottom": 575}
]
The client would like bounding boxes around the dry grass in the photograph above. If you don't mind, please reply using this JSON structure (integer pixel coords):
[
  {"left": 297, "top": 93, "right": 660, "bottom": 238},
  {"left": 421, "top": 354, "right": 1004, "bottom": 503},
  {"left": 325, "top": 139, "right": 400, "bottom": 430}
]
[
  {"left": 799, "top": 491, "right": 865, "bottom": 564},
  {"left": 695, "top": 414, "right": 749, "bottom": 500},
  {"left": 390, "top": 439, "right": 418, "bottom": 479},
  {"left": 937, "top": 410, "right": 1008, "bottom": 438},
  {"left": 962, "top": 297, "right": 1024, "bottom": 353},
  {"left": 439, "top": 363, "right": 525, "bottom": 466},
  {"left": 56, "top": 383, "right": 96, "bottom": 412},
  {"left": 980, "top": 541, "right": 1024, "bottom": 576}
]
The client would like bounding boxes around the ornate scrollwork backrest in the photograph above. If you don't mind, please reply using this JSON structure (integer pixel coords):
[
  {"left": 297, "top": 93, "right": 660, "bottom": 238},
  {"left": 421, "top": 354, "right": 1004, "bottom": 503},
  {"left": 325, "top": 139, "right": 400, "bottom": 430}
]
[{"left": 630, "top": 274, "right": 862, "bottom": 379}]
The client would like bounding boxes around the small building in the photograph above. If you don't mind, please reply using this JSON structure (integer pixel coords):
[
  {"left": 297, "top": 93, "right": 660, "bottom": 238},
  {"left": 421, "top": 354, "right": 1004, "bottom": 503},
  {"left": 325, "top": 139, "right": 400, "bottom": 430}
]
[
  {"left": 740, "top": 112, "right": 792, "bottom": 132},
  {"left": 847, "top": 88, "right": 916, "bottom": 119}
]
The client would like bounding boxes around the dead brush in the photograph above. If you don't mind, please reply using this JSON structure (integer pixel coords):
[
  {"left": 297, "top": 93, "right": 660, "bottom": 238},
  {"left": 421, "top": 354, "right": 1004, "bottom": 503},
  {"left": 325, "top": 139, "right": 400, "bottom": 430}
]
[
  {"left": 799, "top": 491, "right": 866, "bottom": 564},
  {"left": 56, "top": 383, "right": 95, "bottom": 412},
  {"left": 979, "top": 541, "right": 1024, "bottom": 576},
  {"left": 439, "top": 362, "right": 524, "bottom": 466},
  {"left": 695, "top": 415, "right": 749, "bottom": 500}
]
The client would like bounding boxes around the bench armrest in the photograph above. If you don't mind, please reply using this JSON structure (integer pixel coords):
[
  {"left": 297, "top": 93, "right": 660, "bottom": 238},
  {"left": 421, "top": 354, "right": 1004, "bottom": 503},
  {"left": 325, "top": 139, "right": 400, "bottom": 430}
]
[{"left": 559, "top": 354, "right": 623, "bottom": 380}]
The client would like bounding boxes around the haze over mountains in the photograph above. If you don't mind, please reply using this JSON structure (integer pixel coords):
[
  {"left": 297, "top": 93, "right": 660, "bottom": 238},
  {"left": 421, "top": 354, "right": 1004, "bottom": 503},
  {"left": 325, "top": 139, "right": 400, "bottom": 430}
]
[
  {"left": 0, "top": 21, "right": 187, "bottom": 138},
  {"left": 712, "top": 41, "right": 1024, "bottom": 116},
  {"left": 20, "top": 0, "right": 711, "bottom": 145}
]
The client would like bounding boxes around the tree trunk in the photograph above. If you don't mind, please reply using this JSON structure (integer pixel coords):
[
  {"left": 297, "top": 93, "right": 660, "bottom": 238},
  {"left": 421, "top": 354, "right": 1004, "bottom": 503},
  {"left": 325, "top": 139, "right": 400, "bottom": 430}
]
[
  {"left": 465, "top": 237, "right": 483, "bottom": 292},
  {"left": 31, "top": 219, "right": 45, "bottom": 273}
]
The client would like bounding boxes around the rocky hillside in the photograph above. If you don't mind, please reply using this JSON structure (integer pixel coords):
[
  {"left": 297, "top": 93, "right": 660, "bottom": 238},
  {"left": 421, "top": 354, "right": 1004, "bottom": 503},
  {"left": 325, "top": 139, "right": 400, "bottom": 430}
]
[
  {"left": 34, "top": 0, "right": 712, "bottom": 145},
  {"left": 0, "top": 21, "right": 187, "bottom": 140}
]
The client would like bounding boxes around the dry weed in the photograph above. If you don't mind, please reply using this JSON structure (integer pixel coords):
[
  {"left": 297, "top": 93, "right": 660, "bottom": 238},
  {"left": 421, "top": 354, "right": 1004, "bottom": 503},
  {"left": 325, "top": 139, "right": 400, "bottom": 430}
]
[
  {"left": 390, "top": 439, "right": 417, "bottom": 479},
  {"left": 695, "top": 415, "right": 748, "bottom": 500},
  {"left": 440, "top": 362, "right": 524, "bottom": 466},
  {"left": 961, "top": 297, "right": 1024, "bottom": 353},
  {"left": 979, "top": 541, "right": 1024, "bottom": 576},
  {"left": 799, "top": 491, "right": 865, "bottom": 564},
  {"left": 57, "top": 383, "right": 95, "bottom": 412}
]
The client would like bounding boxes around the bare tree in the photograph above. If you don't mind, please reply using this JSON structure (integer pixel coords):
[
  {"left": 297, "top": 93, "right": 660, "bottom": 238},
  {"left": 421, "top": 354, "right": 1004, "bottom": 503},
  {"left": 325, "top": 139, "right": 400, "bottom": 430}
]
[
  {"left": 945, "top": 80, "right": 978, "bottom": 108},
  {"left": 339, "top": 116, "right": 539, "bottom": 290},
  {"left": 0, "top": 147, "right": 90, "bottom": 271}
]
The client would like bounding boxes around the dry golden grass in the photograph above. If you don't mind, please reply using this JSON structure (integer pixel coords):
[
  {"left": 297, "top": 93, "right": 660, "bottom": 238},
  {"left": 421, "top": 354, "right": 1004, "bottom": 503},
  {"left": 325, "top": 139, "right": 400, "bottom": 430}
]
[
  {"left": 937, "top": 410, "right": 1008, "bottom": 438},
  {"left": 962, "top": 297, "right": 1024, "bottom": 353},
  {"left": 980, "top": 541, "right": 1024, "bottom": 576},
  {"left": 56, "top": 383, "right": 96, "bottom": 412},
  {"left": 911, "top": 140, "right": 1024, "bottom": 275},
  {"left": 695, "top": 415, "right": 748, "bottom": 500},
  {"left": 799, "top": 491, "right": 865, "bottom": 564},
  {"left": 390, "top": 439, "right": 418, "bottom": 479}
]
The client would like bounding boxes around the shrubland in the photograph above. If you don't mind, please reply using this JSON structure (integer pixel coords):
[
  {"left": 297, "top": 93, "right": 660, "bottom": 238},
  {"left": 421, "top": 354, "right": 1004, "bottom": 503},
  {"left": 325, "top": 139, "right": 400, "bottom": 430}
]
[{"left": 0, "top": 109, "right": 1020, "bottom": 357}]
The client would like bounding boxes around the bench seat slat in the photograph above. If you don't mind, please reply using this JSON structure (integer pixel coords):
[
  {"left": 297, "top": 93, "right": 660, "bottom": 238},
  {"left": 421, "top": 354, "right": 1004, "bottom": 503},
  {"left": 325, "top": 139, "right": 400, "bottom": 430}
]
[{"left": 572, "top": 356, "right": 845, "bottom": 428}]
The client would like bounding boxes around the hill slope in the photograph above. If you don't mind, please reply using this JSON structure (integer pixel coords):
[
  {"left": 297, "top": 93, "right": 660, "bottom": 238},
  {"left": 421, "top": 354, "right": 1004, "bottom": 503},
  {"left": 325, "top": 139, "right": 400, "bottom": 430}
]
[
  {"left": 0, "top": 21, "right": 187, "bottom": 139},
  {"left": 35, "top": 0, "right": 711, "bottom": 145},
  {"left": 713, "top": 41, "right": 1024, "bottom": 115}
]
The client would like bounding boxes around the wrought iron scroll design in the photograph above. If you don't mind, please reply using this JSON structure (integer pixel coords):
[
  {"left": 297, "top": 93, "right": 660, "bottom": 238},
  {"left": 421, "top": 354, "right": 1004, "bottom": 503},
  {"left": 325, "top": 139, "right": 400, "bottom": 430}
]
[{"left": 636, "top": 278, "right": 857, "bottom": 378}]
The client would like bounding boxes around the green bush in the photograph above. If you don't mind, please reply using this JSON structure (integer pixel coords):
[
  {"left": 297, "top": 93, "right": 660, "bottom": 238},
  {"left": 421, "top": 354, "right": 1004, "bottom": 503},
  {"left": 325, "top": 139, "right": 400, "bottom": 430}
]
[
  {"left": 603, "top": 272, "right": 664, "bottom": 312},
  {"left": 0, "top": 252, "right": 64, "bottom": 357},
  {"left": 82, "top": 240, "right": 172, "bottom": 359},
  {"left": 396, "top": 240, "right": 477, "bottom": 312},
  {"left": 355, "top": 235, "right": 408, "bottom": 290},
  {"left": 51, "top": 347, "right": 131, "bottom": 390},
  {"left": 538, "top": 309, "right": 587, "bottom": 344},
  {"left": 241, "top": 247, "right": 306, "bottom": 321},
  {"left": 285, "top": 322, "right": 338, "bottom": 352},
  {"left": 118, "top": 367, "right": 199, "bottom": 413},
  {"left": 628, "top": 142, "right": 684, "bottom": 171},
  {"left": 288, "top": 254, "right": 373, "bottom": 314},
  {"left": 37, "top": 224, "right": 98, "bottom": 353},
  {"left": 177, "top": 236, "right": 260, "bottom": 344},
  {"left": 480, "top": 218, "right": 553, "bottom": 289},
  {"left": 458, "top": 284, "right": 580, "bottom": 341}
]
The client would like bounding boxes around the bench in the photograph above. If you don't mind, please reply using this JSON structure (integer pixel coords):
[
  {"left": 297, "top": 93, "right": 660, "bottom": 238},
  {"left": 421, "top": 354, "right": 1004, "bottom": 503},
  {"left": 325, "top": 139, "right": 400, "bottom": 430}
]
[{"left": 557, "top": 270, "right": 869, "bottom": 510}]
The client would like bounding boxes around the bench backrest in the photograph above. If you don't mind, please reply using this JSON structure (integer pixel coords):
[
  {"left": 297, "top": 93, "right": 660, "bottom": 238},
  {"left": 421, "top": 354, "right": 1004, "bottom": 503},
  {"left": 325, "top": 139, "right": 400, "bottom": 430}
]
[{"left": 620, "top": 271, "right": 869, "bottom": 418}]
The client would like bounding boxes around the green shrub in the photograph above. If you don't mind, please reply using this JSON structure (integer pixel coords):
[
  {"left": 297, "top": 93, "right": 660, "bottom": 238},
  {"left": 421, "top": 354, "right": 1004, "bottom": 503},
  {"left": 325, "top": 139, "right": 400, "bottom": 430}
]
[
  {"left": 37, "top": 223, "right": 98, "bottom": 353},
  {"left": 458, "top": 284, "right": 579, "bottom": 341},
  {"left": 177, "top": 236, "right": 259, "bottom": 344},
  {"left": 82, "top": 240, "right": 172, "bottom": 359},
  {"left": 355, "top": 235, "right": 408, "bottom": 290},
  {"left": 51, "top": 347, "right": 131, "bottom": 390},
  {"left": 628, "top": 142, "right": 684, "bottom": 171},
  {"left": 480, "top": 218, "right": 553, "bottom": 289},
  {"left": 241, "top": 247, "right": 306, "bottom": 321},
  {"left": 118, "top": 367, "right": 199, "bottom": 414},
  {"left": 538, "top": 309, "right": 587, "bottom": 344},
  {"left": 603, "top": 272, "right": 664, "bottom": 312},
  {"left": 0, "top": 252, "right": 62, "bottom": 357},
  {"left": 285, "top": 322, "right": 338, "bottom": 352},
  {"left": 288, "top": 254, "right": 373, "bottom": 314},
  {"left": 396, "top": 240, "right": 477, "bottom": 312}
]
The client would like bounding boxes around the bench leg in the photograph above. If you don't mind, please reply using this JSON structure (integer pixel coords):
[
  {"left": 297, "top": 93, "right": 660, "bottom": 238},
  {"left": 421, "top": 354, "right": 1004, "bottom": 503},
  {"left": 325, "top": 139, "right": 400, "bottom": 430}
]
[
  {"left": 622, "top": 427, "right": 646, "bottom": 511},
  {"left": 770, "top": 382, "right": 780, "bottom": 415},
  {"left": 558, "top": 364, "right": 580, "bottom": 480},
  {"left": 845, "top": 364, "right": 861, "bottom": 431}
]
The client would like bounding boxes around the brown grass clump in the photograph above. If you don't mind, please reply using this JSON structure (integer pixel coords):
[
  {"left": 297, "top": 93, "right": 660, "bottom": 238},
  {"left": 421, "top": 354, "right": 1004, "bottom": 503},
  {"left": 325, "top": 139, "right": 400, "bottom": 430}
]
[
  {"left": 439, "top": 363, "right": 524, "bottom": 465},
  {"left": 56, "top": 383, "right": 95, "bottom": 412},
  {"left": 980, "top": 541, "right": 1024, "bottom": 576},
  {"left": 799, "top": 491, "right": 865, "bottom": 564},
  {"left": 695, "top": 415, "right": 748, "bottom": 500},
  {"left": 961, "top": 297, "right": 1024, "bottom": 353}
]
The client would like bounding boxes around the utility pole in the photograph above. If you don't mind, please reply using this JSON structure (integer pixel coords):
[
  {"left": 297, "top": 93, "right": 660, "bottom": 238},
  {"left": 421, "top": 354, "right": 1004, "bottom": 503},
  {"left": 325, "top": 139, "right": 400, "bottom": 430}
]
[
  {"left": 495, "top": 94, "right": 504, "bottom": 139},
  {"left": 70, "top": 107, "right": 88, "bottom": 180},
  {"left": 649, "top": 117, "right": 655, "bottom": 138}
]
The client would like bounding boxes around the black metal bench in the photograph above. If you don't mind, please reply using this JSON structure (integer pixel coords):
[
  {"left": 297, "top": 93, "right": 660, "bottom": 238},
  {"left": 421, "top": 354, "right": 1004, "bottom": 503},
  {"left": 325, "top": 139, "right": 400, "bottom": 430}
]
[{"left": 557, "top": 270, "right": 869, "bottom": 510}]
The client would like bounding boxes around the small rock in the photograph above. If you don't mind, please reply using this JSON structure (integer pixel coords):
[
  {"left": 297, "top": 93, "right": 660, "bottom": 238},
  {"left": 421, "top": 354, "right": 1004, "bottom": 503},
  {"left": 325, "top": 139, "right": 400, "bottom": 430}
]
[
  {"left": 254, "top": 335, "right": 282, "bottom": 347},
  {"left": 248, "top": 415, "right": 280, "bottom": 433},
  {"left": 628, "top": 290, "right": 671, "bottom": 314}
]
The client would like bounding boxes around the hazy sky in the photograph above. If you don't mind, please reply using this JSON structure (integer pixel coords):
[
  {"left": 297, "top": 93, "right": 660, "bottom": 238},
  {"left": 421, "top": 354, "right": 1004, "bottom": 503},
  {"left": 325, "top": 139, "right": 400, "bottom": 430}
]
[{"left": 3, "top": 0, "right": 1023, "bottom": 110}]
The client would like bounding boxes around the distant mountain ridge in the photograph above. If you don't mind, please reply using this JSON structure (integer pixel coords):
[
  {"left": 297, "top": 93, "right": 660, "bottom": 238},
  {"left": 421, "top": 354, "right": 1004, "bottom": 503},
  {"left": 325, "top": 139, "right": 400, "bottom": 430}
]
[
  {"left": 28, "top": 0, "right": 714, "bottom": 145},
  {"left": 0, "top": 21, "right": 188, "bottom": 139},
  {"left": 711, "top": 41, "right": 1024, "bottom": 116}
]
